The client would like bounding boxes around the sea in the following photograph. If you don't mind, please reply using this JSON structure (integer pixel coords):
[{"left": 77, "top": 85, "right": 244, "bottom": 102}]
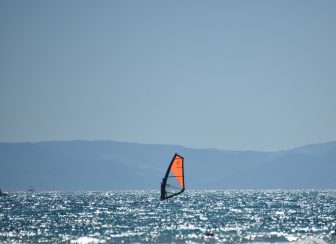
[{"left": 1, "top": 190, "right": 336, "bottom": 243}]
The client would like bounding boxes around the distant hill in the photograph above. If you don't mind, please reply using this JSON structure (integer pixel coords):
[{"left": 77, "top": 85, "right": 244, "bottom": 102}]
[{"left": 0, "top": 140, "right": 335, "bottom": 191}]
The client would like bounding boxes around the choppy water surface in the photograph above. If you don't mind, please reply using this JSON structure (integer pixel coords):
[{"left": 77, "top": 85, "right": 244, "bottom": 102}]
[{"left": 1, "top": 190, "right": 336, "bottom": 243}]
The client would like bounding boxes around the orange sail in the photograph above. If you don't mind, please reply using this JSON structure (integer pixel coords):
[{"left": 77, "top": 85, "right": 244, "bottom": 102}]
[
  {"left": 160, "top": 153, "right": 185, "bottom": 201},
  {"left": 170, "top": 155, "right": 184, "bottom": 188}
]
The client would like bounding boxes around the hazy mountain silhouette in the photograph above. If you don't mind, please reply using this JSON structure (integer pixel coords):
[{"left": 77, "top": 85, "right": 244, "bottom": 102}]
[{"left": 0, "top": 140, "right": 335, "bottom": 191}]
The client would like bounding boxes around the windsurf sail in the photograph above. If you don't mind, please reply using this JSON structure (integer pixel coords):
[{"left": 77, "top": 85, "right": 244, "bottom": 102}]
[{"left": 160, "top": 153, "right": 185, "bottom": 201}]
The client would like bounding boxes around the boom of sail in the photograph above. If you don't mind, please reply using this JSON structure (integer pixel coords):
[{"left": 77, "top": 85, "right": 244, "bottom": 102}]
[{"left": 160, "top": 153, "right": 185, "bottom": 201}]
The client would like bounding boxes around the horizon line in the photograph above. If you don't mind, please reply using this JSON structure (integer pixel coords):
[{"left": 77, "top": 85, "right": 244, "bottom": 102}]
[{"left": 0, "top": 138, "right": 335, "bottom": 153}]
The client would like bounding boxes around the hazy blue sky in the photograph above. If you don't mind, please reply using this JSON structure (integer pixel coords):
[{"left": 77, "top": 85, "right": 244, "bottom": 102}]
[{"left": 1, "top": 1, "right": 335, "bottom": 151}]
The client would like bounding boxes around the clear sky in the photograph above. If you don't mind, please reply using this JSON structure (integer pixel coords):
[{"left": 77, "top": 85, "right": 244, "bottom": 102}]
[{"left": 1, "top": 0, "right": 335, "bottom": 151}]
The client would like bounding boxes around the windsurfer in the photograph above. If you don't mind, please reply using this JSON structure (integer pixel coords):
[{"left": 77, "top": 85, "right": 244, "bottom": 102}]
[
  {"left": 160, "top": 154, "right": 184, "bottom": 201},
  {"left": 205, "top": 231, "right": 215, "bottom": 237},
  {"left": 160, "top": 179, "right": 166, "bottom": 201}
]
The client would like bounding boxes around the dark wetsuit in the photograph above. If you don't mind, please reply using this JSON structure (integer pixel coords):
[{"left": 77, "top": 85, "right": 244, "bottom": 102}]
[{"left": 160, "top": 179, "right": 166, "bottom": 201}]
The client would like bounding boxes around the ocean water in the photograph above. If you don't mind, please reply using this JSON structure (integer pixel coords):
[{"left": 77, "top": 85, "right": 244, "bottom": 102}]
[{"left": 0, "top": 190, "right": 336, "bottom": 243}]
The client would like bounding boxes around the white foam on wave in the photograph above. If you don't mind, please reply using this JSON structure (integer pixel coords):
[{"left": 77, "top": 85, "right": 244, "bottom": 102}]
[
  {"left": 292, "top": 237, "right": 328, "bottom": 244},
  {"left": 70, "top": 236, "right": 106, "bottom": 244}
]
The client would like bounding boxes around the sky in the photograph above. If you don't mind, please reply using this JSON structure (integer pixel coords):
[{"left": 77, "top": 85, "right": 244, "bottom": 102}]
[{"left": 1, "top": 0, "right": 336, "bottom": 151}]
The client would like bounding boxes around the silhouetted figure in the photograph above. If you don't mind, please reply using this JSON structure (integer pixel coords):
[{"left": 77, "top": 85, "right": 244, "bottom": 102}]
[
  {"left": 160, "top": 178, "right": 166, "bottom": 201},
  {"left": 205, "top": 231, "right": 215, "bottom": 237}
]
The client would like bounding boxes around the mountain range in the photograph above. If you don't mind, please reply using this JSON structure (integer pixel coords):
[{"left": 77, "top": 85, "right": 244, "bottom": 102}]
[{"left": 0, "top": 140, "right": 335, "bottom": 191}]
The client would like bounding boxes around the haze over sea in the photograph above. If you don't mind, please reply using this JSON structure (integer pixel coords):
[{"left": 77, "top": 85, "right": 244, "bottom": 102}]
[{"left": 1, "top": 190, "right": 336, "bottom": 243}]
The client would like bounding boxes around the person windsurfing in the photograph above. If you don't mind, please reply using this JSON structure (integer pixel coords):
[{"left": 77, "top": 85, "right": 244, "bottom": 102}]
[
  {"left": 160, "top": 178, "right": 166, "bottom": 201},
  {"left": 160, "top": 154, "right": 185, "bottom": 201}
]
